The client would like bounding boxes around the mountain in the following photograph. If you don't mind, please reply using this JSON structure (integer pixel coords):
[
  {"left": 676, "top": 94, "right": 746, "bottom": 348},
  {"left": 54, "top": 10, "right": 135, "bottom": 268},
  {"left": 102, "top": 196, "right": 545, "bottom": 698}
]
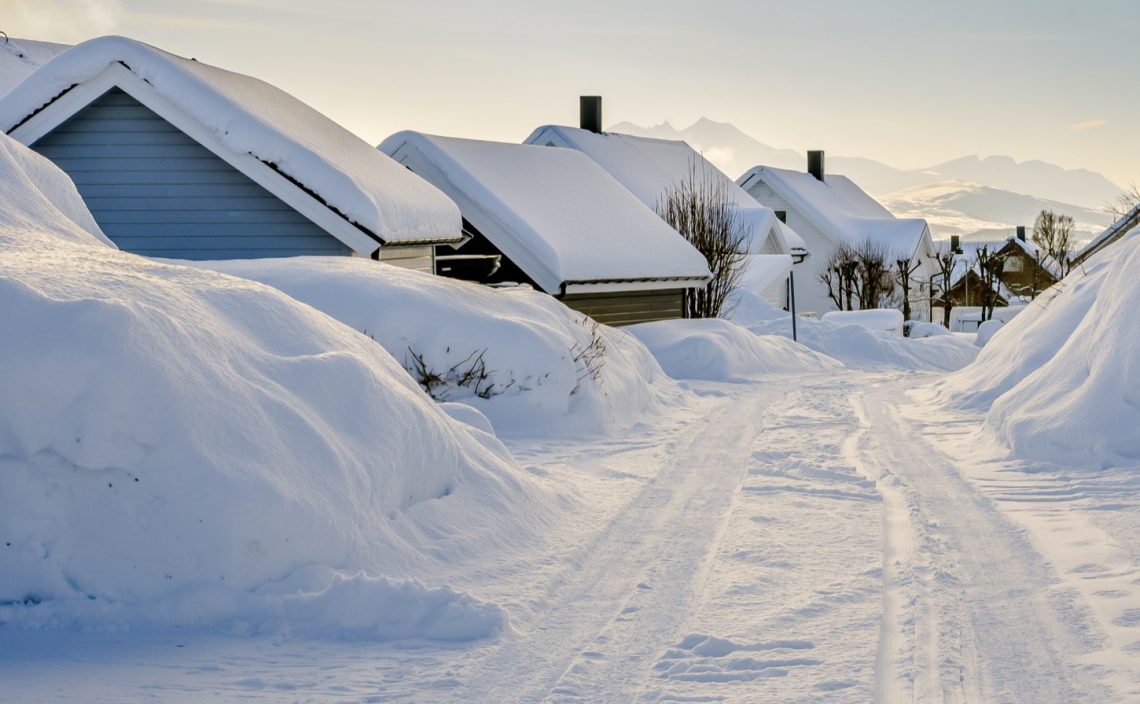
[
  {"left": 882, "top": 180, "right": 1112, "bottom": 245},
  {"left": 925, "top": 155, "right": 1122, "bottom": 211},
  {"left": 607, "top": 118, "right": 1123, "bottom": 211}
]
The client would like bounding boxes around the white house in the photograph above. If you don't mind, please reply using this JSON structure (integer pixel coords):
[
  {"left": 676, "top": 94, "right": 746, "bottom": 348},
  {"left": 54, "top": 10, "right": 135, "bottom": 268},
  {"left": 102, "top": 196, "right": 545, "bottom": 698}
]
[
  {"left": 524, "top": 98, "right": 809, "bottom": 310},
  {"left": 380, "top": 131, "right": 711, "bottom": 325},
  {"left": 738, "top": 153, "right": 937, "bottom": 319},
  {"left": 0, "top": 36, "right": 462, "bottom": 267}
]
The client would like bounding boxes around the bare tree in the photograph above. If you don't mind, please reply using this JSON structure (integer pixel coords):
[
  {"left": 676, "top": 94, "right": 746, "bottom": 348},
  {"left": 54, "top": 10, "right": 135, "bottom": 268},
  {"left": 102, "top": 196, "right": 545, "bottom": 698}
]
[
  {"left": 1032, "top": 209, "right": 1075, "bottom": 277},
  {"left": 1105, "top": 181, "right": 1140, "bottom": 220},
  {"left": 819, "top": 242, "right": 858, "bottom": 311},
  {"left": 853, "top": 238, "right": 896, "bottom": 310},
  {"left": 974, "top": 245, "right": 1006, "bottom": 322},
  {"left": 934, "top": 248, "right": 957, "bottom": 328},
  {"left": 658, "top": 162, "right": 751, "bottom": 318},
  {"left": 894, "top": 256, "right": 922, "bottom": 322}
]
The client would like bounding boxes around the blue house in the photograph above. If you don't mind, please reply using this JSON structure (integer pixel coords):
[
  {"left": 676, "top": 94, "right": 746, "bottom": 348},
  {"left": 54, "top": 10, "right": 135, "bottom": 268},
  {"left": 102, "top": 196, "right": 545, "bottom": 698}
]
[{"left": 0, "top": 36, "right": 462, "bottom": 268}]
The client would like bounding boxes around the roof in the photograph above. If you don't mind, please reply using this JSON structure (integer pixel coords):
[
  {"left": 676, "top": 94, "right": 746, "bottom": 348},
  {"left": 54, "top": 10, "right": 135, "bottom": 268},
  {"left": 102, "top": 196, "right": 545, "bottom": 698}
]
[
  {"left": 0, "top": 36, "right": 461, "bottom": 251},
  {"left": 1074, "top": 202, "right": 1140, "bottom": 265},
  {"left": 738, "top": 166, "right": 931, "bottom": 259},
  {"left": 379, "top": 131, "right": 711, "bottom": 294},
  {"left": 0, "top": 37, "right": 69, "bottom": 97},
  {"left": 524, "top": 125, "right": 807, "bottom": 256}
]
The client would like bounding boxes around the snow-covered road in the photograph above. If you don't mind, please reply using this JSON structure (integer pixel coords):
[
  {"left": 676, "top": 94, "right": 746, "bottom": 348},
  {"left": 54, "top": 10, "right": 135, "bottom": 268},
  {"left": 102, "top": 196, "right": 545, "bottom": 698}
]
[{"left": 2, "top": 370, "right": 1133, "bottom": 702}]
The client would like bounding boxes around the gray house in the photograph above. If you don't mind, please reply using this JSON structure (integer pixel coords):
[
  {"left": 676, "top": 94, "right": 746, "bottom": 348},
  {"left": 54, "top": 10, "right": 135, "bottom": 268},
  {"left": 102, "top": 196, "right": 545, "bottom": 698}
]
[{"left": 0, "top": 36, "right": 462, "bottom": 267}]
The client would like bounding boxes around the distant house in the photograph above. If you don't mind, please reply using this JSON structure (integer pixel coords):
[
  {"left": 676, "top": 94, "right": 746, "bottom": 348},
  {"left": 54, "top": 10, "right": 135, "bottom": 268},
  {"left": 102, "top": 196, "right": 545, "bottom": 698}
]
[
  {"left": 524, "top": 98, "right": 808, "bottom": 309},
  {"left": 944, "top": 235, "right": 1058, "bottom": 309},
  {"left": 737, "top": 154, "right": 937, "bottom": 319},
  {"left": 1072, "top": 203, "right": 1140, "bottom": 267},
  {"left": 380, "top": 131, "right": 711, "bottom": 326},
  {"left": 0, "top": 36, "right": 461, "bottom": 267}
]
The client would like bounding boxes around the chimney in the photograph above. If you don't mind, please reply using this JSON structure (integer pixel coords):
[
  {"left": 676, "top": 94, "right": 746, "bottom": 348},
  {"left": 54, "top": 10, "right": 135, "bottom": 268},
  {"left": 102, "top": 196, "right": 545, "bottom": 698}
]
[
  {"left": 1016, "top": 225, "right": 1027, "bottom": 242},
  {"left": 807, "top": 150, "right": 825, "bottom": 181},
  {"left": 580, "top": 96, "right": 602, "bottom": 134},
  {"left": 950, "top": 235, "right": 961, "bottom": 254}
]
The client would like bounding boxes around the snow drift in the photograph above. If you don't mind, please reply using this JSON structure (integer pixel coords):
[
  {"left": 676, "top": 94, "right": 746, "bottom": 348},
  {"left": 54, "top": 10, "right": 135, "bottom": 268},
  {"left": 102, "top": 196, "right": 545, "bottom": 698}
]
[
  {"left": 628, "top": 318, "right": 841, "bottom": 382},
  {"left": 937, "top": 240, "right": 1140, "bottom": 467},
  {"left": 197, "top": 258, "right": 675, "bottom": 438},
  {"left": 728, "top": 290, "right": 977, "bottom": 372},
  {"left": 0, "top": 135, "right": 541, "bottom": 637}
]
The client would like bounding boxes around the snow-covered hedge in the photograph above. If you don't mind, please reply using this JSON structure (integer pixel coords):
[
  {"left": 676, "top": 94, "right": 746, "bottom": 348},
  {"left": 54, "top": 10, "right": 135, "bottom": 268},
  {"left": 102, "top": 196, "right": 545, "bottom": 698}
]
[
  {"left": 198, "top": 258, "right": 674, "bottom": 438},
  {"left": 0, "top": 135, "right": 545, "bottom": 636},
  {"left": 628, "top": 318, "right": 841, "bottom": 382},
  {"left": 728, "top": 289, "right": 978, "bottom": 372}
]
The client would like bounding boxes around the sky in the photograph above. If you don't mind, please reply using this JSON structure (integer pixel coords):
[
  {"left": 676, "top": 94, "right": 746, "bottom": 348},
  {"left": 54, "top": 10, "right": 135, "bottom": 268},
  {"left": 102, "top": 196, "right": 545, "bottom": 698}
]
[{"left": 5, "top": 0, "right": 1138, "bottom": 186}]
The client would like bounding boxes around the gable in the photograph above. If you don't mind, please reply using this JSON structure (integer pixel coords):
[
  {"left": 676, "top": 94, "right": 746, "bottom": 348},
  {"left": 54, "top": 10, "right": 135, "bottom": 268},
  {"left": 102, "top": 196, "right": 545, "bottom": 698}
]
[{"left": 31, "top": 88, "right": 349, "bottom": 260}]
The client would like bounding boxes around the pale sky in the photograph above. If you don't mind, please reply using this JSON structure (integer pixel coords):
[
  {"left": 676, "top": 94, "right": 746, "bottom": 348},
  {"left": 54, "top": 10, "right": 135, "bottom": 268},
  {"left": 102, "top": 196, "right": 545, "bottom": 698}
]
[{"left": 7, "top": 0, "right": 1138, "bottom": 185}]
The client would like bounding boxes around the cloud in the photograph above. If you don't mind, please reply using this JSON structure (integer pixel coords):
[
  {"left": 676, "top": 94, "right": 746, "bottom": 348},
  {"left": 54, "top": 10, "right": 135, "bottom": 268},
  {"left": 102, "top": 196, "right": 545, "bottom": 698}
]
[
  {"left": 5, "top": 0, "right": 125, "bottom": 43},
  {"left": 1070, "top": 119, "right": 1109, "bottom": 131}
]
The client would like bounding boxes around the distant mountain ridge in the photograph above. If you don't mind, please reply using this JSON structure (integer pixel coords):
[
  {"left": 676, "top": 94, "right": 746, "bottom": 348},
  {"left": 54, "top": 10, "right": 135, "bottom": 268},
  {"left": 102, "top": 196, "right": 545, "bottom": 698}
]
[
  {"left": 607, "top": 118, "right": 1123, "bottom": 209},
  {"left": 608, "top": 117, "right": 1120, "bottom": 244}
]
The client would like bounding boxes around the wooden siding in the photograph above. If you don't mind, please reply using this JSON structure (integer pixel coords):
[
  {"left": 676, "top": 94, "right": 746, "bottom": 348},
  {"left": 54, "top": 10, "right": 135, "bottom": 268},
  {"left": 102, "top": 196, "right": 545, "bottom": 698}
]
[
  {"left": 375, "top": 245, "right": 434, "bottom": 274},
  {"left": 561, "top": 289, "right": 686, "bottom": 327},
  {"left": 31, "top": 88, "right": 351, "bottom": 260}
]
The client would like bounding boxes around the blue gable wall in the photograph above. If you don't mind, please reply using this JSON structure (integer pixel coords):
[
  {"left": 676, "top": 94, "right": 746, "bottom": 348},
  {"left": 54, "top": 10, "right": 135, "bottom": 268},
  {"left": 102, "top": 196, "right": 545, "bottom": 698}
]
[{"left": 31, "top": 88, "right": 351, "bottom": 260}]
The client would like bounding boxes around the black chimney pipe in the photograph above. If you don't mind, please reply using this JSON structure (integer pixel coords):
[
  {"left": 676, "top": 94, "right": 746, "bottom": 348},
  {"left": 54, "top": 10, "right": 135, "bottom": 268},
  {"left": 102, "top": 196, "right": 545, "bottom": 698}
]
[
  {"left": 580, "top": 96, "right": 602, "bottom": 134},
  {"left": 1016, "top": 225, "right": 1027, "bottom": 242},
  {"left": 807, "top": 150, "right": 825, "bottom": 181},
  {"left": 950, "top": 234, "right": 962, "bottom": 254}
]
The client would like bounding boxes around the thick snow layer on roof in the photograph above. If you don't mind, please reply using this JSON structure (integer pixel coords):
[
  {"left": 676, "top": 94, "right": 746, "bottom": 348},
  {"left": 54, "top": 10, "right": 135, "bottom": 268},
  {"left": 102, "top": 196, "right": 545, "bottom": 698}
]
[
  {"left": 937, "top": 240, "right": 1140, "bottom": 467},
  {"left": 740, "top": 166, "right": 930, "bottom": 257},
  {"left": 198, "top": 257, "right": 679, "bottom": 438},
  {"left": 380, "top": 132, "right": 710, "bottom": 293},
  {"left": 0, "top": 37, "right": 68, "bottom": 97},
  {"left": 525, "top": 125, "right": 806, "bottom": 254},
  {"left": 1076, "top": 202, "right": 1140, "bottom": 263},
  {"left": 0, "top": 36, "right": 460, "bottom": 245},
  {"left": 0, "top": 135, "right": 545, "bottom": 633},
  {"left": 628, "top": 318, "right": 840, "bottom": 382}
]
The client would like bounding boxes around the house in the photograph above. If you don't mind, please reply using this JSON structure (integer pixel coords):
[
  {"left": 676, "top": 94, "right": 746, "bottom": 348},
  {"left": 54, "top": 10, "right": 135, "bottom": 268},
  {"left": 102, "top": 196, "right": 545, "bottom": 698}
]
[
  {"left": 524, "top": 98, "right": 808, "bottom": 310},
  {"left": 0, "top": 36, "right": 462, "bottom": 267},
  {"left": 943, "top": 235, "right": 1057, "bottom": 307},
  {"left": 738, "top": 154, "right": 937, "bottom": 319},
  {"left": 379, "top": 131, "right": 711, "bottom": 326},
  {"left": 1072, "top": 202, "right": 1140, "bottom": 267}
]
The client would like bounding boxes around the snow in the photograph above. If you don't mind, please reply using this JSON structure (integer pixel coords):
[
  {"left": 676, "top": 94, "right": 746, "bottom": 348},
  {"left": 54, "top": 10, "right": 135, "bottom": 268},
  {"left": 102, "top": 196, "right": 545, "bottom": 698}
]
[
  {"left": 975, "top": 319, "right": 1004, "bottom": 347},
  {"left": 907, "top": 321, "right": 950, "bottom": 338},
  {"left": 728, "top": 290, "right": 977, "bottom": 372},
  {"left": 1074, "top": 201, "right": 1140, "bottom": 263},
  {"left": 939, "top": 234, "right": 1140, "bottom": 468},
  {"left": 193, "top": 257, "right": 676, "bottom": 438},
  {"left": 0, "top": 36, "right": 460, "bottom": 246},
  {"left": 0, "top": 37, "right": 68, "bottom": 97},
  {"left": 820, "top": 309, "right": 904, "bottom": 336},
  {"left": 525, "top": 124, "right": 806, "bottom": 255},
  {"left": 739, "top": 166, "right": 931, "bottom": 257},
  {"left": 627, "top": 318, "right": 841, "bottom": 382},
  {"left": 379, "top": 131, "right": 710, "bottom": 293},
  {"left": 0, "top": 134, "right": 544, "bottom": 637}
]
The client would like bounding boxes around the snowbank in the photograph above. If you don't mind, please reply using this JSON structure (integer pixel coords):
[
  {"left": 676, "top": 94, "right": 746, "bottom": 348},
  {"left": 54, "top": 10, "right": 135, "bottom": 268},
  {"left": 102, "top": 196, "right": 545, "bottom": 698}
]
[
  {"left": 0, "top": 135, "right": 542, "bottom": 636},
  {"left": 975, "top": 319, "right": 1004, "bottom": 347},
  {"left": 628, "top": 318, "right": 841, "bottom": 382},
  {"left": 938, "top": 240, "right": 1140, "bottom": 467},
  {"left": 820, "top": 309, "right": 904, "bottom": 336},
  {"left": 196, "top": 258, "right": 675, "bottom": 438},
  {"left": 729, "top": 290, "right": 977, "bottom": 372},
  {"left": 0, "top": 36, "right": 460, "bottom": 245}
]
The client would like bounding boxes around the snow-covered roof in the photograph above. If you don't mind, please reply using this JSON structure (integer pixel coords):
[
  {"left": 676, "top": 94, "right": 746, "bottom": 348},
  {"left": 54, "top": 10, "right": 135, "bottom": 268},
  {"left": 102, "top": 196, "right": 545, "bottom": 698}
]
[
  {"left": 1074, "top": 202, "right": 1140, "bottom": 264},
  {"left": 525, "top": 125, "right": 807, "bottom": 256},
  {"left": 0, "top": 37, "right": 69, "bottom": 97},
  {"left": 738, "top": 166, "right": 931, "bottom": 259},
  {"left": 380, "top": 131, "right": 711, "bottom": 294},
  {"left": 0, "top": 36, "right": 461, "bottom": 250}
]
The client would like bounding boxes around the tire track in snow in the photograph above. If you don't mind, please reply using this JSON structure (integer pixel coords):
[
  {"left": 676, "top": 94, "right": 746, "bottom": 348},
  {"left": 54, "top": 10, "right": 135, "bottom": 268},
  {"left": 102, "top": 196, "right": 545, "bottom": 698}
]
[{"left": 851, "top": 378, "right": 1106, "bottom": 703}]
